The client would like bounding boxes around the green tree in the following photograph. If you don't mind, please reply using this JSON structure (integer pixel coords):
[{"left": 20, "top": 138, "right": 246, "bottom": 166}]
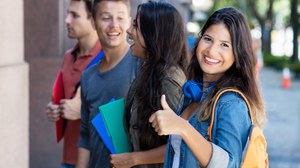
[
  {"left": 247, "top": 0, "right": 275, "bottom": 54},
  {"left": 291, "top": 0, "right": 299, "bottom": 61}
]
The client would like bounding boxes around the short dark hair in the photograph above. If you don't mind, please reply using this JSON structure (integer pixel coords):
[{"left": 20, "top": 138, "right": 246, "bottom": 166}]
[
  {"left": 72, "top": 0, "right": 93, "bottom": 18},
  {"left": 92, "top": 0, "right": 131, "bottom": 18}
]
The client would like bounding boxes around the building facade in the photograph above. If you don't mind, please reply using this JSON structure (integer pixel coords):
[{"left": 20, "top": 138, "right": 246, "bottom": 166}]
[{"left": 0, "top": 0, "right": 29, "bottom": 168}]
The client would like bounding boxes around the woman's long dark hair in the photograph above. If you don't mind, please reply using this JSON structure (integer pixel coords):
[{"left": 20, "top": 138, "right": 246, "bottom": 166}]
[
  {"left": 126, "top": 1, "right": 189, "bottom": 150},
  {"left": 189, "top": 7, "right": 266, "bottom": 127}
]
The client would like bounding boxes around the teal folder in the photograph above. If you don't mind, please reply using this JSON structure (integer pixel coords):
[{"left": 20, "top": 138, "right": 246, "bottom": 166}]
[{"left": 99, "top": 98, "right": 131, "bottom": 153}]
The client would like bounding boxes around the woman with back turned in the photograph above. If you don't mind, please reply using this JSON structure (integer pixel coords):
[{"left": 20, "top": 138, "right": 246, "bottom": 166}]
[{"left": 111, "top": 1, "right": 190, "bottom": 168}]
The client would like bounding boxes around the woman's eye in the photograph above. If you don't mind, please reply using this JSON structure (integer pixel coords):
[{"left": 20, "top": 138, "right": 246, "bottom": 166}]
[
  {"left": 132, "top": 19, "right": 138, "bottom": 27},
  {"left": 221, "top": 43, "right": 229, "bottom": 48},
  {"left": 204, "top": 37, "right": 212, "bottom": 42}
]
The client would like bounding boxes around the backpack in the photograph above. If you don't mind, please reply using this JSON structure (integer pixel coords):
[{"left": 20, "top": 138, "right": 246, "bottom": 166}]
[{"left": 207, "top": 88, "right": 269, "bottom": 168}]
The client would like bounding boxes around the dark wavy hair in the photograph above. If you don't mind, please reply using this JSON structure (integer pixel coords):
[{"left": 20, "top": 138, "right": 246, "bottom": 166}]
[
  {"left": 127, "top": 1, "right": 189, "bottom": 150},
  {"left": 189, "top": 7, "right": 266, "bottom": 127}
]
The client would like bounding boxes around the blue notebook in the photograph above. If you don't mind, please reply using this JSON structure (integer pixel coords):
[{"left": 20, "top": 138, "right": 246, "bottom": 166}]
[{"left": 92, "top": 99, "right": 116, "bottom": 154}]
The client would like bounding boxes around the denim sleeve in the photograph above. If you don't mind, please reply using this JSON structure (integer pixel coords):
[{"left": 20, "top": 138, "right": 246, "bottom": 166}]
[
  {"left": 77, "top": 72, "right": 90, "bottom": 150},
  {"left": 208, "top": 96, "right": 251, "bottom": 168}
]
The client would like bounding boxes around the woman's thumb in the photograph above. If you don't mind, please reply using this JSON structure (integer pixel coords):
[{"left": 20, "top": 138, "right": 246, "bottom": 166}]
[{"left": 161, "top": 94, "right": 170, "bottom": 110}]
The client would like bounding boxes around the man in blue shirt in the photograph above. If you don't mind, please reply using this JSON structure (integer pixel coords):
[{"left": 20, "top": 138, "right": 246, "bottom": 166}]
[{"left": 77, "top": 0, "right": 139, "bottom": 167}]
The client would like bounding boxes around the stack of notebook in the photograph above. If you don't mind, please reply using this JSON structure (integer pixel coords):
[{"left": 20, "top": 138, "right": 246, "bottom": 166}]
[{"left": 92, "top": 98, "right": 132, "bottom": 154}]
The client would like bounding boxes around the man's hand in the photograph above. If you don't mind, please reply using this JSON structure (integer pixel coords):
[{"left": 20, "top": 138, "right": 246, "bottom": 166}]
[
  {"left": 46, "top": 102, "right": 60, "bottom": 122},
  {"left": 59, "top": 87, "right": 82, "bottom": 120}
]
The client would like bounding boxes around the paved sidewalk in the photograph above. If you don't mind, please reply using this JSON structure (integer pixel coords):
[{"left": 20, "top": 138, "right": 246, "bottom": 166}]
[{"left": 260, "top": 67, "right": 300, "bottom": 168}]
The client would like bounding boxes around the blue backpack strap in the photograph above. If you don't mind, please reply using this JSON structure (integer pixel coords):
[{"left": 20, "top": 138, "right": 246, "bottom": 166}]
[{"left": 85, "top": 50, "right": 104, "bottom": 70}]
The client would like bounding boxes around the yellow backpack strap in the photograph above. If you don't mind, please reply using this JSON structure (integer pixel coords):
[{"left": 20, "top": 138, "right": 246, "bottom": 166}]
[{"left": 207, "top": 88, "right": 253, "bottom": 141}]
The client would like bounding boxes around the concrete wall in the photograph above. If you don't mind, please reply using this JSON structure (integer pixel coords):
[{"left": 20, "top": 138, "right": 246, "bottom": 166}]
[
  {"left": 0, "top": 0, "right": 29, "bottom": 168},
  {"left": 24, "top": 0, "right": 63, "bottom": 167}
]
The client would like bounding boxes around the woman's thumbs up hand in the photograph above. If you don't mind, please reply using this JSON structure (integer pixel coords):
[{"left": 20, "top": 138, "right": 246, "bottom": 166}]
[{"left": 149, "top": 95, "right": 187, "bottom": 136}]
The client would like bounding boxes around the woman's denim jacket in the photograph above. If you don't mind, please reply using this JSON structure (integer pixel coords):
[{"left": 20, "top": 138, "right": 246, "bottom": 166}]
[{"left": 163, "top": 85, "right": 251, "bottom": 168}]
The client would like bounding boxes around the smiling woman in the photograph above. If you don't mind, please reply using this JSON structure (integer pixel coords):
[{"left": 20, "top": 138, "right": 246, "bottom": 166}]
[
  {"left": 197, "top": 23, "right": 235, "bottom": 82},
  {"left": 110, "top": 1, "right": 190, "bottom": 168},
  {"left": 126, "top": 17, "right": 146, "bottom": 59},
  {"left": 149, "top": 7, "right": 267, "bottom": 168}
]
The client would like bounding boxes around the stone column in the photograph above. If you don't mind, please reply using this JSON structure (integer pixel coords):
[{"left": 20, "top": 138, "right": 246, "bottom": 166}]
[{"left": 0, "top": 0, "right": 29, "bottom": 168}]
